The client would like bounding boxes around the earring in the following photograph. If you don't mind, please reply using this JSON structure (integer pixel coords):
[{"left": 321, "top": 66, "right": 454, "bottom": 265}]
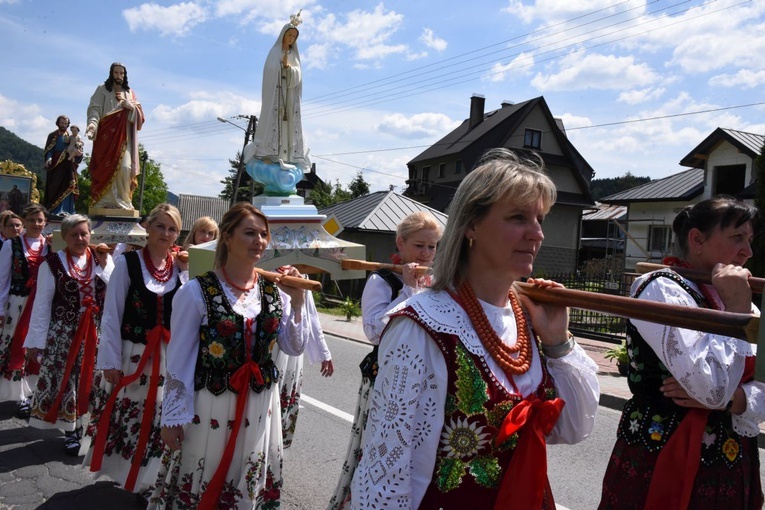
[{"left": 468, "top": 238, "right": 474, "bottom": 248}]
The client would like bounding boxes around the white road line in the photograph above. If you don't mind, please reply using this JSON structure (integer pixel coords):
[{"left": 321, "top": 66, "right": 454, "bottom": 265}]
[{"left": 301, "top": 394, "right": 354, "bottom": 423}]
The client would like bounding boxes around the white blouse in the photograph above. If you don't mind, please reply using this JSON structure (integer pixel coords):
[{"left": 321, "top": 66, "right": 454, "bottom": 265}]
[
  {"left": 304, "top": 290, "right": 331, "bottom": 364},
  {"left": 630, "top": 271, "right": 764, "bottom": 437},
  {"left": 361, "top": 272, "right": 419, "bottom": 345},
  {"left": 161, "top": 275, "right": 309, "bottom": 428},
  {"left": 0, "top": 236, "right": 48, "bottom": 312},
  {"left": 351, "top": 290, "right": 600, "bottom": 509},
  {"left": 24, "top": 250, "right": 114, "bottom": 350},
  {"left": 96, "top": 250, "right": 190, "bottom": 371}
]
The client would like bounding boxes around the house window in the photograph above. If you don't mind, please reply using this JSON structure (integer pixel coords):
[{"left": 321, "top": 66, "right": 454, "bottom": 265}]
[
  {"left": 438, "top": 163, "right": 446, "bottom": 179},
  {"left": 410, "top": 167, "right": 417, "bottom": 181},
  {"left": 524, "top": 129, "right": 542, "bottom": 149},
  {"left": 713, "top": 164, "right": 746, "bottom": 196},
  {"left": 648, "top": 225, "right": 671, "bottom": 253},
  {"left": 455, "top": 160, "right": 462, "bottom": 174},
  {"left": 422, "top": 166, "right": 431, "bottom": 183}
]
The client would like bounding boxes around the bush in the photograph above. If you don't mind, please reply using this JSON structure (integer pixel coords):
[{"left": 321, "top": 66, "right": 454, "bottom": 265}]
[{"left": 341, "top": 297, "right": 361, "bottom": 321}]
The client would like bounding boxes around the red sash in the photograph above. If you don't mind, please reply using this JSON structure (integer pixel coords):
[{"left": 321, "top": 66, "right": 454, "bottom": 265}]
[
  {"left": 494, "top": 396, "right": 565, "bottom": 509},
  {"left": 645, "top": 356, "right": 756, "bottom": 509},
  {"left": 44, "top": 296, "right": 100, "bottom": 422},
  {"left": 8, "top": 253, "right": 45, "bottom": 376},
  {"left": 90, "top": 323, "right": 170, "bottom": 491},
  {"left": 89, "top": 108, "right": 129, "bottom": 205},
  {"left": 198, "top": 318, "right": 265, "bottom": 510}
]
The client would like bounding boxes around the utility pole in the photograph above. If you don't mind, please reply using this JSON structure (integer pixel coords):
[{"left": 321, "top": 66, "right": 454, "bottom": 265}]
[
  {"left": 230, "top": 115, "right": 257, "bottom": 207},
  {"left": 138, "top": 150, "right": 148, "bottom": 214}
]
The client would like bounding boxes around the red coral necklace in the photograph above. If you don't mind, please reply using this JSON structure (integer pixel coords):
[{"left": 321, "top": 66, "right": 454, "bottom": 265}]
[
  {"left": 66, "top": 248, "right": 93, "bottom": 283},
  {"left": 142, "top": 248, "right": 173, "bottom": 283},
  {"left": 23, "top": 235, "right": 44, "bottom": 259},
  {"left": 455, "top": 281, "right": 532, "bottom": 375},
  {"left": 221, "top": 266, "right": 257, "bottom": 292}
]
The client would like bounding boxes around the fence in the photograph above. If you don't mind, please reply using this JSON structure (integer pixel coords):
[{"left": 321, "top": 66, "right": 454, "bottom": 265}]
[{"left": 539, "top": 271, "right": 638, "bottom": 344}]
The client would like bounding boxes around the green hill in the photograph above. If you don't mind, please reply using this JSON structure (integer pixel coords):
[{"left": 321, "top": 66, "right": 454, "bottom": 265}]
[{"left": 0, "top": 126, "right": 44, "bottom": 180}]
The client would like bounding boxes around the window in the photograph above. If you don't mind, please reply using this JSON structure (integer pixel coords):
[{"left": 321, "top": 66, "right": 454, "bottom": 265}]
[
  {"left": 455, "top": 160, "right": 462, "bottom": 174},
  {"left": 524, "top": 129, "right": 542, "bottom": 149},
  {"left": 422, "top": 166, "right": 431, "bottom": 183},
  {"left": 648, "top": 225, "right": 671, "bottom": 253},
  {"left": 713, "top": 164, "right": 746, "bottom": 196},
  {"left": 438, "top": 163, "right": 446, "bottom": 179}
]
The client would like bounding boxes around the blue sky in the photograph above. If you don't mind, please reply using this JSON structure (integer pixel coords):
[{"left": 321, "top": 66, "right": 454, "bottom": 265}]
[{"left": 1, "top": 0, "right": 764, "bottom": 198}]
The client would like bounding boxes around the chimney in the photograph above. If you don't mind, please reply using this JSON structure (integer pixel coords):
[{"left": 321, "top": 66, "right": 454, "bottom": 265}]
[
  {"left": 469, "top": 94, "right": 485, "bottom": 130},
  {"left": 501, "top": 100, "right": 514, "bottom": 108}
]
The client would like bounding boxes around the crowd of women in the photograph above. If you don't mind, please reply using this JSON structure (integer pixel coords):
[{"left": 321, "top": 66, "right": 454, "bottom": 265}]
[{"left": 0, "top": 146, "right": 763, "bottom": 509}]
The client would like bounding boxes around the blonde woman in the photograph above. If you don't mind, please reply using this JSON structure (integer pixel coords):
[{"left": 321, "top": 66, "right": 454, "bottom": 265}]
[{"left": 181, "top": 216, "right": 218, "bottom": 250}]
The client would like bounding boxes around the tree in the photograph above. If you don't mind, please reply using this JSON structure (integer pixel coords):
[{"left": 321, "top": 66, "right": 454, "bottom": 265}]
[
  {"left": 348, "top": 171, "right": 370, "bottom": 198},
  {"left": 308, "top": 178, "right": 352, "bottom": 208},
  {"left": 76, "top": 145, "right": 168, "bottom": 215},
  {"left": 219, "top": 151, "right": 263, "bottom": 203},
  {"left": 590, "top": 172, "right": 651, "bottom": 201},
  {"left": 749, "top": 143, "right": 765, "bottom": 279}
]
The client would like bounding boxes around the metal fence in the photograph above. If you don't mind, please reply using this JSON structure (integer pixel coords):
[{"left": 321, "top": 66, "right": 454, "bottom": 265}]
[{"left": 539, "top": 271, "right": 638, "bottom": 344}]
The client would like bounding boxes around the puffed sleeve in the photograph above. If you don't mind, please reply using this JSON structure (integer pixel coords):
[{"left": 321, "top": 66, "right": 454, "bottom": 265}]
[
  {"left": 351, "top": 316, "right": 447, "bottom": 510},
  {"left": 631, "top": 275, "right": 746, "bottom": 408},
  {"left": 96, "top": 255, "right": 130, "bottom": 370},
  {"left": 94, "top": 253, "right": 114, "bottom": 284},
  {"left": 545, "top": 343, "right": 600, "bottom": 444},
  {"left": 361, "top": 273, "right": 418, "bottom": 345},
  {"left": 304, "top": 290, "right": 331, "bottom": 363},
  {"left": 23, "top": 260, "right": 55, "bottom": 350},
  {"left": 275, "top": 289, "right": 308, "bottom": 356},
  {"left": 161, "top": 279, "right": 206, "bottom": 427}
]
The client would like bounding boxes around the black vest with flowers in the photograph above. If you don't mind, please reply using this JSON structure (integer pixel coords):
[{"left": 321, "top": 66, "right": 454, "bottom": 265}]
[
  {"left": 120, "top": 251, "right": 181, "bottom": 344},
  {"left": 9, "top": 237, "right": 32, "bottom": 296},
  {"left": 392, "top": 305, "right": 557, "bottom": 509},
  {"left": 194, "top": 271, "right": 282, "bottom": 395},
  {"left": 618, "top": 270, "right": 751, "bottom": 467}
]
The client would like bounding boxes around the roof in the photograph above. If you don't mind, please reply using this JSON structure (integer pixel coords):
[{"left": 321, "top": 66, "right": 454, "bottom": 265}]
[
  {"left": 318, "top": 191, "right": 448, "bottom": 233},
  {"left": 600, "top": 168, "right": 704, "bottom": 204},
  {"left": 176, "top": 193, "right": 230, "bottom": 227},
  {"left": 582, "top": 203, "right": 627, "bottom": 221},
  {"left": 680, "top": 128, "right": 765, "bottom": 168}
]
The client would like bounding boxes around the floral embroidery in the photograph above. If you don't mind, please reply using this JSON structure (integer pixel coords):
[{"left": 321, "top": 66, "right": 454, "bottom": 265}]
[
  {"left": 648, "top": 419, "right": 665, "bottom": 441},
  {"left": 440, "top": 416, "right": 491, "bottom": 459},
  {"left": 217, "top": 319, "right": 237, "bottom": 336},
  {"left": 722, "top": 438, "right": 739, "bottom": 462},
  {"left": 454, "top": 345, "right": 488, "bottom": 416},
  {"left": 209, "top": 341, "right": 225, "bottom": 359},
  {"left": 210, "top": 418, "right": 220, "bottom": 429},
  {"left": 629, "top": 419, "right": 639, "bottom": 433}
]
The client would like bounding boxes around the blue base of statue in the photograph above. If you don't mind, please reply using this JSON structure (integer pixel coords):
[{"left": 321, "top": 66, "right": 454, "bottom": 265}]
[{"left": 246, "top": 158, "right": 305, "bottom": 196}]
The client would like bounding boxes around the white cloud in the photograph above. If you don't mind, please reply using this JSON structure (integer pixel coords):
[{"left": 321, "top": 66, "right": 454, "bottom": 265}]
[
  {"left": 532, "top": 52, "right": 657, "bottom": 91},
  {"left": 304, "top": 43, "right": 332, "bottom": 70},
  {"left": 123, "top": 2, "right": 208, "bottom": 37},
  {"left": 376, "top": 112, "right": 459, "bottom": 139},
  {"left": 709, "top": 69, "right": 765, "bottom": 90},
  {"left": 617, "top": 87, "right": 665, "bottom": 105},
  {"left": 486, "top": 52, "right": 535, "bottom": 82},
  {"left": 150, "top": 91, "right": 259, "bottom": 125},
  {"left": 420, "top": 28, "right": 446, "bottom": 52},
  {"left": 503, "top": 0, "right": 628, "bottom": 24},
  {"left": 558, "top": 113, "right": 592, "bottom": 129}
]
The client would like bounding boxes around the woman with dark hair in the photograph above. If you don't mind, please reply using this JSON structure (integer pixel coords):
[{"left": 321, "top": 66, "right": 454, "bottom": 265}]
[
  {"left": 351, "top": 149, "right": 599, "bottom": 508},
  {"left": 24, "top": 214, "right": 112, "bottom": 455},
  {"left": 329, "top": 210, "right": 442, "bottom": 509},
  {"left": 149, "top": 202, "right": 309, "bottom": 509},
  {"left": 85, "top": 204, "right": 188, "bottom": 491},
  {"left": 0, "top": 203, "right": 50, "bottom": 418},
  {"left": 599, "top": 196, "right": 764, "bottom": 509}
]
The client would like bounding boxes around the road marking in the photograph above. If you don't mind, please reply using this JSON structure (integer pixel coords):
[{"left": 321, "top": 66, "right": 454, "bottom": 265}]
[{"left": 301, "top": 394, "right": 354, "bottom": 423}]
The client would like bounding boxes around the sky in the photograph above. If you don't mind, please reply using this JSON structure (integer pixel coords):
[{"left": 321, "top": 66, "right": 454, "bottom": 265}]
[{"left": 1, "top": 0, "right": 764, "bottom": 199}]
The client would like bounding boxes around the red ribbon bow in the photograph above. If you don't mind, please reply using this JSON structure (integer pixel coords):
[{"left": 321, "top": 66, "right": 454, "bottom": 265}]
[{"left": 493, "top": 397, "right": 565, "bottom": 510}]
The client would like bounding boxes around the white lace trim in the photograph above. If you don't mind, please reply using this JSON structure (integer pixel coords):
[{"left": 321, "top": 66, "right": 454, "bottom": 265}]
[{"left": 161, "top": 371, "right": 194, "bottom": 427}]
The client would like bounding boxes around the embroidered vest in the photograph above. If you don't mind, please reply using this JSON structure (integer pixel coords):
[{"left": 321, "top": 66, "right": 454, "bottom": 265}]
[
  {"left": 9, "top": 237, "right": 32, "bottom": 296},
  {"left": 393, "top": 305, "right": 557, "bottom": 508},
  {"left": 194, "top": 271, "right": 282, "bottom": 396},
  {"left": 46, "top": 252, "right": 106, "bottom": 341},
  {"left": 618, "top": 270, "right": 751, "bottom": 466},
  {"left": 359, "top": 269, "right": 404, "bottom": 383},
  {"left": 120, "top": 251, "right": 181, "bottom": 344}
]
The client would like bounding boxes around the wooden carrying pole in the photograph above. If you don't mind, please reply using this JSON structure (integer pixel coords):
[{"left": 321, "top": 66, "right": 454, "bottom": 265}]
[
  {"left": 341, "top": 258, "right": 430, "bottom": 277},
  {"left": 513, "top": 282, "right": 760, "bottom": 344},
  {"left": 636, "top": 262, "right": 765, "bottom": 294}
]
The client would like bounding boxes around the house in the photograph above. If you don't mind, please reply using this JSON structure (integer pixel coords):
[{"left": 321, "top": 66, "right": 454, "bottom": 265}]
[
  {"left": 297, "top": 163, "right": 325, "bottom": 199},
  {"left": 600, "top": 127, "right": 764, "bottom": 271},
  {"left": 579, "top": 203, "right": 627, "bottom": 264},
  {"left": 405, "top": 94, "right": 595, "bottom": 274},
  {"left": 318, "top": 190, "right": 447, "bottom": 298},
  {"left": 173, "top": 193, "right": 229, "bottom": 239}
]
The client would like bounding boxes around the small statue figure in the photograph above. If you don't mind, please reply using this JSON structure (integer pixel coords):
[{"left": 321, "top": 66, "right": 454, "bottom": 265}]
[{"left": 65, "top": 125, "right": 84, "bottom": 162}]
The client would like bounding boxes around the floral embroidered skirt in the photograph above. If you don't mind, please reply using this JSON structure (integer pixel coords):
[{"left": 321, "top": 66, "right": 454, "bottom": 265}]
[
  {"left": 148, "top": 386, "right": 283, "bottom": 510},
  {"left": 599, "top": 429, "right": 764, "bottom": 509},
  {"left": 327, "top": 376, "right": 374, "bottom": 510},
  {"left": 0, "top": 294, "right": 35, "bottom": 402},
  {"left": 276, "top": 349, "right": 303, "bottom": 449},
  {"left": 83, "top": 340, "right": 168, "bottom": 493},
  {"left": 28, "top": 313, "right": 99, "bottom": 432}
]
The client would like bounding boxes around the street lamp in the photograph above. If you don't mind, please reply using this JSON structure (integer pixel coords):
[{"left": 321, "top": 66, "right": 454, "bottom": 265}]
[{"left": 217, "top": 116, "right": 256, "bottom": 206}]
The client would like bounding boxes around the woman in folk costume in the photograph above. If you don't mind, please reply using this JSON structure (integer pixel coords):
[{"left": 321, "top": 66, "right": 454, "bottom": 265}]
[
  {"left": 0, "top": 203, "right": 51, "bottom": 419},
  {"left": 85, "top": 204, "right": 188, "bottom": 492},
  {"left": 182, "top": 216, "right": 218, "bottom": 251},
  {"left": 0, "top": 212, "right": 23, "bottom": 244},
  {"left": 24, "top": 214, "right": 113, "bottom": 455},
  {"left": 599, "top": 197, "right": 764, "bottom": 509},
  {"left": 328, "top": 211, "right": 442, "bottom": 509},
  {"left": 244, "top": 11, "right": 310, "bottom": 171},
  {"left": 149, "top": 202, "right": 309, "bottom": 509},
  {"left": 351, "top": 149, "right": 600, "bottom": 509},
  {"left": 277, "top": 286, "right": 333, "bottom": 449}
]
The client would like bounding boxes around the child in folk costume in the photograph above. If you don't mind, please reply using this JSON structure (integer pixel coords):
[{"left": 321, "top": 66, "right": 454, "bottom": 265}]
[
  {"left": 149, "top": 203, "right": 309, "bottom": 509},
  {"left": 0, "top": 203, "right": 51, "bottom": 418},
  {"left": 85, "top": 204, "right": 188, "bottom": 492},
  {"left": 24, "top": 214, "right": 113, "bottom": 455},
  {"left": 328, "top": 211, "right": 441, "bottom": 509}
]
